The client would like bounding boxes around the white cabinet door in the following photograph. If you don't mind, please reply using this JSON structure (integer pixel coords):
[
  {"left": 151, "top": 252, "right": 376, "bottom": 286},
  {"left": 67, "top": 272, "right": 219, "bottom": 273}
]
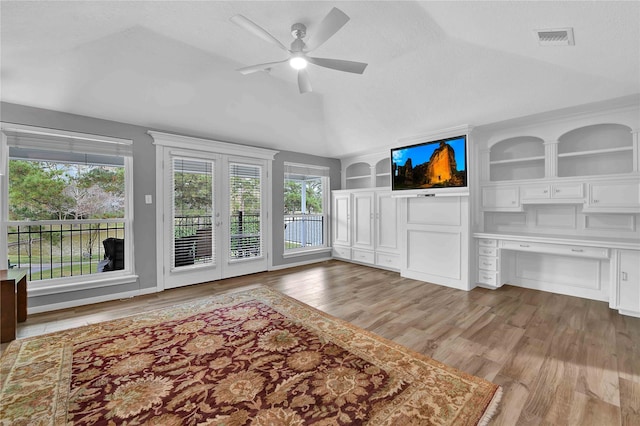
[
  {"left": 352, "top": 191, "right": 375, "bottom": 249},
  {"left": 375, "top": 192, "right": 399, "bottom": 253},
  {"left": 481, "top": 186, "right": 521, "bottom": 211},
  {"left": 332, "top": 192, "right": 351, "bottom": 246},
  {"left": 585, "top": 180, "right": 640, "bottom": 213},
  {"left": 616, "top": 250, "right": 640, "bottom": 315}
]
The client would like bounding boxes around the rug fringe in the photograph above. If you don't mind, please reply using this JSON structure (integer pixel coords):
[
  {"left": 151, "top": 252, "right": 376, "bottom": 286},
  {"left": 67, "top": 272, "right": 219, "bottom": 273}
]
[{"left": 478, "top": 386, "right": 503, "bottom": 426}]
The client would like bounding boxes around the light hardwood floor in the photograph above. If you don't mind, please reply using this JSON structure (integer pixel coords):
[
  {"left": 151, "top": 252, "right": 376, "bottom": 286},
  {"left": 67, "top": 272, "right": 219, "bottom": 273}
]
[{"left": 3, "top": 260, "right": 639, "bottom": 425}]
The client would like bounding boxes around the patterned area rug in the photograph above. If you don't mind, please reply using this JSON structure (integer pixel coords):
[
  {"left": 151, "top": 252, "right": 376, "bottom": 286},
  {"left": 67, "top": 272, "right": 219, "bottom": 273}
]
[{"left": 1, "top": 287, "right": 501, "bottom": 425}]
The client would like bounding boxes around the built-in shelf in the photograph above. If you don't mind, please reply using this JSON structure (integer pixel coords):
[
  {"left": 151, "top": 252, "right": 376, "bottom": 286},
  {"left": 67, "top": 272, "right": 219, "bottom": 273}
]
[
  {"left": 487, "top": 123, "right": 636, "bottom": 181},
  {"left": 375, "top": 159, "right": 391, "bottom": 187},
  {"left": 557, "top": 146, "right": 632, "bottom": 158},
  {"left": 489, "top": 136, "right": 545, "bottom": 181},
  {"left": 557, "top": 123, "right": 634, "bottom": 178},
  {"left": 490, "top": 156, "right": 545, "bottom": 165}
]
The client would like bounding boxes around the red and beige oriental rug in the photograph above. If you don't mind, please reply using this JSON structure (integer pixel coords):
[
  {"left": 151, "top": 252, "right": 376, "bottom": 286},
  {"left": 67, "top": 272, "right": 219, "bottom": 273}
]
[{"left": 1, "top": 287, "right": 501, "bottom": 425}]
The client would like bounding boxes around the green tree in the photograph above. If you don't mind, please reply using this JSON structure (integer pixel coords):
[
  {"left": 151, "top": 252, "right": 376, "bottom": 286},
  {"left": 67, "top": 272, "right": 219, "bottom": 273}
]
[
  {"left": 284, "top": 178, "right": 323, "bottom": 214},
  {"left": 8, "top": 160, "right": 71, "bottom": 220},
  {"left": 173, "top": 171, "right": 212, "bottom": 217}
]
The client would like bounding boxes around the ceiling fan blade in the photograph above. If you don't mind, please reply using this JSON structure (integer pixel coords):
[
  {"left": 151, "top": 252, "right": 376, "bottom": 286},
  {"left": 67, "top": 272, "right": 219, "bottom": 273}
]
[
  {"left": 237, "top": 59, "right": 288, "bottom": 75},
  {"left": 298, "top": 69, "right": 313, "bottom": 94},
  {"left": 307, "top": 57, "right": 368, "bottom": 74},
  {"left": 230, "top": 14, "right": 288, "bottom": 51},
  {"left": 307, "top": 7, "right": 350, "bottom": 51}
]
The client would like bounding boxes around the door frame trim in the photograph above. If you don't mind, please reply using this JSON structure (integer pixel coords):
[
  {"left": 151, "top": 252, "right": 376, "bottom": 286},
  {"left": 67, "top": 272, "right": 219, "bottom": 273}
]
[{"left": 149, "top": 131, "right": 278, "bottom": 292}]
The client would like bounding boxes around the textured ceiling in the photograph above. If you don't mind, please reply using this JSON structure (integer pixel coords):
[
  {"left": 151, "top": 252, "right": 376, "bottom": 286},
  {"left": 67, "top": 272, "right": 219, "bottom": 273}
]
[{"left": 1, "top": 1, "right": 639, "bottom": 158}]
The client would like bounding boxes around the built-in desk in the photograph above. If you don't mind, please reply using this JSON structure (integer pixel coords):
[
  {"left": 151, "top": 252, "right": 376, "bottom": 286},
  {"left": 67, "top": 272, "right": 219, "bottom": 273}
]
[
  {"left": 1, "top": 269, "right": 28, "bottom": 343},
  {"left": 473, "top": 233, "right": 640, "bottom": 317}
]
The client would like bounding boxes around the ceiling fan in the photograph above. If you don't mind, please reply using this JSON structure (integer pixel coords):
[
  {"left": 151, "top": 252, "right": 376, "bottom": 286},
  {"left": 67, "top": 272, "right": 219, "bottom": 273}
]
[{"left": 230, "top": 7, "right": 368, "bottom": 94}]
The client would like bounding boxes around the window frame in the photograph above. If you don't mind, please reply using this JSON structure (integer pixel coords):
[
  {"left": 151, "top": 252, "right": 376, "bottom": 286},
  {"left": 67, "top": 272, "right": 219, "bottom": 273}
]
[
  {"left": 0, "top": 123, "right": 137, "bottom": 296},
  {"left": 283, "top": 162, "right": 331, "bottom": 257}
]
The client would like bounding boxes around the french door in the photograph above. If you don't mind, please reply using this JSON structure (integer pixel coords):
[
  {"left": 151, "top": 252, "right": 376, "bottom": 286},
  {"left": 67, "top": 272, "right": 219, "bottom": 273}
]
[{"left": 159, "top": 150, "right": 268, "bottom": 289}]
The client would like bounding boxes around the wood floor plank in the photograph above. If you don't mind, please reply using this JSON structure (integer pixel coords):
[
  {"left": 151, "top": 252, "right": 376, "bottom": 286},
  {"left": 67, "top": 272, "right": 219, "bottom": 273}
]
[
  {"left": 1, "top": 260, "right": 638, "bottom": 425},
  {"left": 619, "top": 377, "right": 640, "bottom": 426}
]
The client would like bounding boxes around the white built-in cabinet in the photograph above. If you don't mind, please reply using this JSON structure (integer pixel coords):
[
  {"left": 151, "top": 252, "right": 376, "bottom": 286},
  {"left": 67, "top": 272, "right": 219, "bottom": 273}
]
[
  {"left": 612, "top": 250, "right": 640, "bottom": 316},
  {"left": 480, "top": 119, "right": 640, "bottom": 213},
  {"left": 332, "top": 189, "right": 401, "bottom": 271},
  {"left": 475, "top": 101, "right": 640, "bottom": 317}
]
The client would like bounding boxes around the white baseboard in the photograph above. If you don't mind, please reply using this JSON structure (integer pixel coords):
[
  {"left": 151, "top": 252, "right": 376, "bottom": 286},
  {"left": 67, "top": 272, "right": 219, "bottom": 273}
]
[
  {"left": 269, "top": 256, "right": 332, "bottom": 271},
  {"left": 27, "top": 286, "right": 158, "bottom": 315}
]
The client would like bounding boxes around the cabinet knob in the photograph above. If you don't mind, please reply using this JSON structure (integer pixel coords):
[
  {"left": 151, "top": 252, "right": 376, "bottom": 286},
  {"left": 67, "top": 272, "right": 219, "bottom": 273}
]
[
  {"left": 593, "top": 199, "right": 599, "bottom": 203},
  {"left": 543, "top": 190, "right": 548, "bottom": 193},
  {"left": 520, "top": 244, "right": 530, "bottom": 248},
  {"left": 622, "top": 272, "right": 628, "bottom": 281}
]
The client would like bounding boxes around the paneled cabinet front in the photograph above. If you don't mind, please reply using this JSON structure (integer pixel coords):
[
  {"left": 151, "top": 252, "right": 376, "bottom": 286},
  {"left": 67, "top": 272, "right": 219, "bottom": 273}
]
[
  {"left": 352, "top": 191, "right": 375, "bottom": 250},
  {"left": 331, "top": 190, "right": 400, "bottom": 270},
  {"left": 332, "top": 192, "right": 351, "bottom": 247},
  {"left": 613, "top": 249, "right": 640, "bottom": 317},
  {"left": 481, "top": 186, "right": 521, "bottom": 211},
  {"left": 584, "top": 179, "right": 640, "bottom": 213}
]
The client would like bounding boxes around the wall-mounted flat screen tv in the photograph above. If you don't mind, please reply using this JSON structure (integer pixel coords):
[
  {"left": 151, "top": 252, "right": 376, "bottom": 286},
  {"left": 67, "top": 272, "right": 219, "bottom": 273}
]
[{"left": 391, "top": 135, "right": 468, "bottom": 196}]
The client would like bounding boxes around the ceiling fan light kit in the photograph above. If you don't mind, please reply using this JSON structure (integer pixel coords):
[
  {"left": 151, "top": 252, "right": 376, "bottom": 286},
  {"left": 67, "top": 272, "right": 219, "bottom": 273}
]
[
  {"left": 289, "top": 55, "right": 308, "bottom": 70},
  {"left": 231, "top": 7, "right": 368, "bottom": 94}
]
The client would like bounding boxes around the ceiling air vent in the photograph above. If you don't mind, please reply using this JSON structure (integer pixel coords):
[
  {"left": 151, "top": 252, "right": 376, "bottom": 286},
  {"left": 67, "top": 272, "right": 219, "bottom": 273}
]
[{"left": 535, "top": 28, "right": 575, "bottom": 46}]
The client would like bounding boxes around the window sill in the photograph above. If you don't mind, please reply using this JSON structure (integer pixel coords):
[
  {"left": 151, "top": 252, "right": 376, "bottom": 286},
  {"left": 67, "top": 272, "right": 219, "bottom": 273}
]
[
  {"left": 27, "top": 273, "right": 139, "bottom": 297},
  {"left": 283, "top": 247, "right": 332, "bottom": 259}
]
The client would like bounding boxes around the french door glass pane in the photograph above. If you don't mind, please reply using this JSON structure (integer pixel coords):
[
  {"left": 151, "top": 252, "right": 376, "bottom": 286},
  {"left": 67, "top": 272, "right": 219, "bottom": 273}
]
[
  {"left": 172, "top": 158, "right": 214, "bottom": 269},
  {"left": 229, "top": 163, "right": 261, "bottom": 260}
]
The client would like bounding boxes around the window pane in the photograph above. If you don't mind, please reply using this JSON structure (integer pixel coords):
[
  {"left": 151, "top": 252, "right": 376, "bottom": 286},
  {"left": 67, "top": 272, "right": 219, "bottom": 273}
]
[
  {"left": 7, "top": 148, "right": 127, "bottom": 281},
  {"left": 284, "top": 170, "right": 327, "bottom": 251},
  {"left": 172, "top": 158, "right": 214, "bottom": 269},
  {"left": 229, "top": 163, "right": 261, "bottom": 260}
]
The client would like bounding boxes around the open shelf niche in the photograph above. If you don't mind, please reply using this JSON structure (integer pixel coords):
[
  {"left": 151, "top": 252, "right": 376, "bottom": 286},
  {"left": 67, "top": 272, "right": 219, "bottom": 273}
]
[
  {"left": 489, "top": 136, "right": 545, "bottom": 181},
  {"left": 557, "top": 123, "right": 633, "bottom": 177}
]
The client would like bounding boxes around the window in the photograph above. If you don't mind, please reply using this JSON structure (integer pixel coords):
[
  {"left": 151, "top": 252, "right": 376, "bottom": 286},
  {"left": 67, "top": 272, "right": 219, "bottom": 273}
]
[
  {"left": 229, "top": 162, "right": 262, "bottom": 260},
  {"left": 172, "top": 158, "right": 214, "bottom": 269},
  {"left": 0, "top": 124, "right": 134, "bottom": 289},
  {"left": 283, "top": 163, "right": 329, "bottom": 254}
]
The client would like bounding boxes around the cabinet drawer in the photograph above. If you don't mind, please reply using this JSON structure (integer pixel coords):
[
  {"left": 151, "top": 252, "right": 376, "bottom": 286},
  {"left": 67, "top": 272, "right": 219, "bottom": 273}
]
[
  {"left": 552, "top": 183, "right": 583, "bottom": 199},
  {"left": 332, "top": 246, "right": 351, "bottom": 260},
  {"left": 352, "top": 249, "right": 375, "bottom": 264},
  {"left": 479, "top": 256, "right": 498, "bottom": 271},
  {"left": 478, "top": 247, "right": 498, "bottom": 257},
  {"left": 478, "top": 270, "right": 499, "bottom": 286},
  {"left": 501, "top": 241, "right": 608, "bottom": 259},
  {"left": 478, "top": 239, "right": 498, "bottom": 248},
  {"left": 376, "top": 253, "right": 401, "bottom": 270},
  {"left": 521, "top": 185, "right": 550, "bottom": 201}
]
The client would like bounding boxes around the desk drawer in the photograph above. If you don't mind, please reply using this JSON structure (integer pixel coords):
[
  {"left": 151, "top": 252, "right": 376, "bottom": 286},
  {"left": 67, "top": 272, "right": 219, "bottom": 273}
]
[
  {"left": 478, "top": 239, "right": 498, "bottom": 248},
  {"left": 332, "top": 246, "right": 351, "bottom": 260},
  {"left": 478, "top": 247, "right": 498, "bottom": 257},
  {"left": 479, "top": 256, "right": 498, "bottom": 271},
  {"left": 478, "top": 270, "right": 499, "bottom": 286},
  {"left": 501, "top": 241, "right": 608, "bottom": 259},
  {"left": 352, "top": 249, "right": 375, "bottom": 265}
]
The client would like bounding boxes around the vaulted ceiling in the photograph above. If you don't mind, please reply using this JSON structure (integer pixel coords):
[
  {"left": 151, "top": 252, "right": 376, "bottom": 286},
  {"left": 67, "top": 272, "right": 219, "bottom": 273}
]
[{"left": 1, "top": 1, "right": 638, "bottom": 158}]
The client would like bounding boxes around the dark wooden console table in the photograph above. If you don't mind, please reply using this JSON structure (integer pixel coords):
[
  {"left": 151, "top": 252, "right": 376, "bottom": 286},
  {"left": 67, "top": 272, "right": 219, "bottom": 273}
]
[{"left": 1, "top": 269, "right": 28, "bottom": 343}]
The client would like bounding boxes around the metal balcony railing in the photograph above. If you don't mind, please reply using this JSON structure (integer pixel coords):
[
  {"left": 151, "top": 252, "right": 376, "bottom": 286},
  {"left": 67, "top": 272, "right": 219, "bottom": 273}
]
[
  {"left": 6, "top": 219, "right": 126, "bottom": 282},
  {"left": 284, "top": 214, "right": 324, "bottom": 249}
]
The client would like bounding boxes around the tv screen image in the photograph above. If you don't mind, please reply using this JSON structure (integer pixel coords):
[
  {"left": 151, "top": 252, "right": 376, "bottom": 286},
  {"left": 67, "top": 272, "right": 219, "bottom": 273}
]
[{"left": 391, "top": 135, "right": 467, "bottom": 192}]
